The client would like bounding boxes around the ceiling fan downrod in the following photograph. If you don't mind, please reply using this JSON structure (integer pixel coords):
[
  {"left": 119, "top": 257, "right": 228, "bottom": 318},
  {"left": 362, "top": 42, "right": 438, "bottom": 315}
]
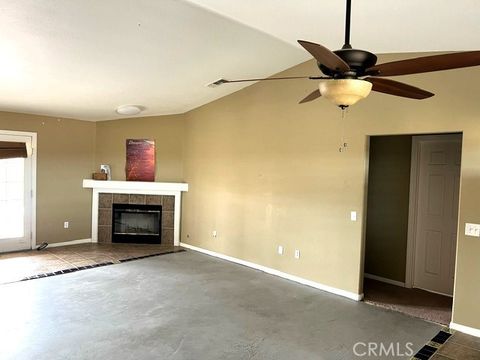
[{"left": 342, "top": 0, "right": 352, "bottom": 49}]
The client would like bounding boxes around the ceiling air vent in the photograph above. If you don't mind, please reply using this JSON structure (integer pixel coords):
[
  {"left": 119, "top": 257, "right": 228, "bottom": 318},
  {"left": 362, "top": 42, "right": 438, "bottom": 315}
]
[{"left": 205, "top": 78, "right": 228, "bottom": 88}]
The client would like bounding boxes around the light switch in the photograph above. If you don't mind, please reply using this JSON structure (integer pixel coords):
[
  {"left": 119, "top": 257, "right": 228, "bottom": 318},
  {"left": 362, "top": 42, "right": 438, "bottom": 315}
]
[
  {"left": 350, "top": 211, "right": 357, "bottom": 222},
  {"left": 465, "top": 223, "right": 480, "bottom": 237},
  {"left": 277, "top": 245, "right": 284, "bottom": 255}
]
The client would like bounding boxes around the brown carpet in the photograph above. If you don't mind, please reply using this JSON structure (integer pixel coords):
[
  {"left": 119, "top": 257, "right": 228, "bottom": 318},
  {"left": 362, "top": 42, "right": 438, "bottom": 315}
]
[
  {"left": 363, "top": 278, "right": 453, "bottom": 325},
  {"left": 0, "top": 243, "right": 184, "bottom": 284}
]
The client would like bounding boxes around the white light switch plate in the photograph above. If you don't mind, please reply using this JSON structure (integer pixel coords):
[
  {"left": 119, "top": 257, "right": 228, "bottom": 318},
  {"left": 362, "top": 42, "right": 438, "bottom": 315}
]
[
  {"left": 64, "top": 221, "right": 69, "bottom": 229},
  {"left": 294, "top": 249, "right": 300, "bottom": 259},
  {"left": 277, "top": 245, "right": 284, "bottom": 255},
  {"left": 465, "top": 223, "right": 480, "bottom": 237},
  {"left": 350, "top": 211, "right": 357, "bottom": 221}
]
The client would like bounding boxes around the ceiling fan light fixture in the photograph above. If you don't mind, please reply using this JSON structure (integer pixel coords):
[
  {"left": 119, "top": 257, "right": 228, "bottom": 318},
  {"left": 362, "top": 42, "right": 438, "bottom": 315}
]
[
  {"left": 319, "top": 79, "right": 372, "bottom": 108},
  {"left": 116, "top": 105, "right": 143, "bottom": 116}
]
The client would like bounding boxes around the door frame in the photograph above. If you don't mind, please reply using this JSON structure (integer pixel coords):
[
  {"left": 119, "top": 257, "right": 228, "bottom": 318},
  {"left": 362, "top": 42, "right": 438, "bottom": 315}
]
[
  {"left": 0, "top": 129, "right": 37, "bottom": 250},
  {"left": 405, "top": 133, "right": 462, "bottom": 293}
]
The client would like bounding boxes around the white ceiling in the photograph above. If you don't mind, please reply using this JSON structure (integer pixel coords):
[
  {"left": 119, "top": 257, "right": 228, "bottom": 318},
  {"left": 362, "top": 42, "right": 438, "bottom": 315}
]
[
  {"left": 0, "top": 0, "right": 479, "bottom": 121},
  {"left": 187, "top": 0, "right": 480, "bottom": 53}
]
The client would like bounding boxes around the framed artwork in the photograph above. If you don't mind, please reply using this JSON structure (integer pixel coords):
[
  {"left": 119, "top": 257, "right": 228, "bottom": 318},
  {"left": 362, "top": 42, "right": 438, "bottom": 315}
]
[{"left": 125, "top": 139, "right": 155, "bottom": 181}]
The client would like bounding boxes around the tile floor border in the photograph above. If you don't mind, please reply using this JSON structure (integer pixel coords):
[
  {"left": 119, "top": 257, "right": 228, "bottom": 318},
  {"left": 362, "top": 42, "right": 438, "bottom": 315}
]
[
  {"left": 11, "top": 249, "right": 186, "bottom": 284},
  {"left": 411, "top": 328, "right": 453, "bottom": 360}
]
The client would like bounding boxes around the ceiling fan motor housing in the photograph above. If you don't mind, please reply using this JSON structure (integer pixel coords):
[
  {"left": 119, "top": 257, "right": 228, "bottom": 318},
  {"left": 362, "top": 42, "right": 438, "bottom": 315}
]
[{"left": 319, "top": 49, "right": 377, "bottom": 78}]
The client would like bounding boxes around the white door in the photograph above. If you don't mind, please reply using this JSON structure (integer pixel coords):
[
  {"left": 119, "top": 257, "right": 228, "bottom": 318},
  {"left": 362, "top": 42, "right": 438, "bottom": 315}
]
[
  {"left": 412, "top": 134, "right": 461, "bottom": 296},
  {"left": 0, "top": 133, "right": 34, "bottom": 253}
]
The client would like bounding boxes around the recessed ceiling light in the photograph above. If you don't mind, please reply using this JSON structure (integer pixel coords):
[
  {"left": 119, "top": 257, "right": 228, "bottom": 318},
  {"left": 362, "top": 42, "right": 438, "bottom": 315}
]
[{"left": 116, "top": 105, "right": 143, "bottom": 116}]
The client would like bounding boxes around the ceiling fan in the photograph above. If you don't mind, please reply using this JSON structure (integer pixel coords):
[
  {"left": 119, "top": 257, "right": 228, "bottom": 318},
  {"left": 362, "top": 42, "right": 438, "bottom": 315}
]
[{"left": 210, "top": 0, "right": 480, "bottom": 109}]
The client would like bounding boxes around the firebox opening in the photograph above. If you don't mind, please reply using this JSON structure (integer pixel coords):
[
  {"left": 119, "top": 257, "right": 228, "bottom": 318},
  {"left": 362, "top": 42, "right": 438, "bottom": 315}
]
[{"left": 112, "top": 203, "right": 162, "bottom": 244}]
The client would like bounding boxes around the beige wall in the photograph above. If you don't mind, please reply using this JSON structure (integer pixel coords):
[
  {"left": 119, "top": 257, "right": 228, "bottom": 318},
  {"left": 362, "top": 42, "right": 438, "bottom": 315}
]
[
  {"left": 364, "top": 135, "right": 412, "bottom": 283},
  {"left": 180, "top": 54, "right": 480, "bottom": 330},
  {"left": 95, "top": 115, "right": 185, "bottom": 182},
  {"left": 0, "top": 111, "right": 96, "bottom": 244}
]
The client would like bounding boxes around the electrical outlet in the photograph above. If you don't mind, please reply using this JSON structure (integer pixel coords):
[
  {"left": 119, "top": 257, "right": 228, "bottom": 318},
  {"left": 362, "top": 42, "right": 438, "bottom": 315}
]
[
  {"left": 294, "top": 249, "right": 300, "bottom": 259},
  {"left": 277, "top": 245, "right": 284, "bottom": 255},
  {"left": 212, "top": 230, "right": 217, "bottom": 238},
  {"left": 465, "top": 223, "right": 480, "bottom": 237},
  {"left": 64, "top": 221, "right": 69, "bottom": 229}
]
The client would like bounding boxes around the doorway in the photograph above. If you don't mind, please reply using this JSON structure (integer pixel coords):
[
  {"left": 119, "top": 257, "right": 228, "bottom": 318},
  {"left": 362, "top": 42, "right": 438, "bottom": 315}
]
[
  {"left": 362, "top": 133, "right": 462, "bottom": 325},
  {"left": 0, "top": 130, "right": 37, "bottom": 253}
]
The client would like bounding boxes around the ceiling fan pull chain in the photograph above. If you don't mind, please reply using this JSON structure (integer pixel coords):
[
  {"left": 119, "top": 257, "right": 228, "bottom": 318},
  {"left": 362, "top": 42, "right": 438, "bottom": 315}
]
[{"left": 339, "top": 108, "right": 348, "bottom": 152}]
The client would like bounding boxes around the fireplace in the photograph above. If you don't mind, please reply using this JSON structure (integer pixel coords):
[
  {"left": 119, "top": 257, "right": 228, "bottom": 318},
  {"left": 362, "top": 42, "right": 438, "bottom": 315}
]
[
  {"left": 112, "top": 203, "right": 162, "bottom": 244},
  {"left": 83, "top": 180, "right": 188, "bottom": 245}
]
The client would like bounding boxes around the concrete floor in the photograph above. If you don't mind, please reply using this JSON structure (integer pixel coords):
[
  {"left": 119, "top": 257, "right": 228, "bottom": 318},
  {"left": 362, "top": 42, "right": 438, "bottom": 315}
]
[{"left": 0, "top": 251, "right": 440, "bottom": 359}]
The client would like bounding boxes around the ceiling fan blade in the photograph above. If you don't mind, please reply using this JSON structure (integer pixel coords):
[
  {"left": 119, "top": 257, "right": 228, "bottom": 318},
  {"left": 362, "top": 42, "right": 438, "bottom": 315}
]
[
  {"left": 365, "top": 77, "right": 434, "bottom": 99},
  {"left": 367, "top": 51, "right": 480, "bottom": 77},
  {"left": 208, "top": 75, "right": 326, "bottom": 87},
  {"left": 298, "top": 40, "right": 350, "bottom": 72},
  {"left": 299, "top": 89, "right": 321, "bottom": 104}
]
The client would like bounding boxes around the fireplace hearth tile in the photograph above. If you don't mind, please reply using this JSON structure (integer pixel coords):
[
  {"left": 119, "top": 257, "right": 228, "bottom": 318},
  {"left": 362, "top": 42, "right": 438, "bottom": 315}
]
[
  {"left": 98, "top": 226, "right": 112, "bottom": 243},
  {"left": 129, "top": 194, "right": 146, "bottom": 204},
  {"left": 162, "top": 229, "right": 174, "bottom": 245},
  {"left": 98, "top": 209, "right": 112, "bottom": 226},
  {"left": 146, "top": 195, "right": 163, "bottom": 205},
  {"left": 162, "top": 211, "right": 174, "bottom": 229},
  {"left": 113, "top": 193, "right": 129, "bottom": 204},
  {"left": 163, "top": 196, "right": 175, "bottom": 211},
  {"left": 99, "top": 193, "right": 113, "bottom": 208}
]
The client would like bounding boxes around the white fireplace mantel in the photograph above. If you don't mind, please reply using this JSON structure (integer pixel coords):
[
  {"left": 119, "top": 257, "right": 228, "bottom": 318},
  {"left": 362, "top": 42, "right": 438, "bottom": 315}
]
[{"left": 83, "top": 180, "right": 188, "bottom": 245}]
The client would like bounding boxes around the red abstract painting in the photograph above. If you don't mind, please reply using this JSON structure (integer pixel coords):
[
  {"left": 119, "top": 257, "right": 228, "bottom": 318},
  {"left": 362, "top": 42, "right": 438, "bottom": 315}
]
[{"left": 125, "top": 139, "right": 155, "bottom": 181}]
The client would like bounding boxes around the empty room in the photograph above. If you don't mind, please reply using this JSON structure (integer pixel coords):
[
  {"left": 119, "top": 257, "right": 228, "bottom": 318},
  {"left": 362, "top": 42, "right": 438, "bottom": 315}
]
[{"left": 1, "top": 1, "right": 480, "bottom": 359}]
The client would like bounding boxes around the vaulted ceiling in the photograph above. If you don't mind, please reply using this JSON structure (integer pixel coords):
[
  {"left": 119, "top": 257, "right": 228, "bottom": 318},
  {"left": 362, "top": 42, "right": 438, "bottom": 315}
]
[{"left": 0, "top": 0, "right": 479, "bottom": 121}]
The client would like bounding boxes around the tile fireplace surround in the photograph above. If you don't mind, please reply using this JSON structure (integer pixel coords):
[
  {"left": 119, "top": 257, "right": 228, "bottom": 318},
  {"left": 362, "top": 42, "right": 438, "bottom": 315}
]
[{"left": 83, "top": 180, "right": 188, "bottom": 246}]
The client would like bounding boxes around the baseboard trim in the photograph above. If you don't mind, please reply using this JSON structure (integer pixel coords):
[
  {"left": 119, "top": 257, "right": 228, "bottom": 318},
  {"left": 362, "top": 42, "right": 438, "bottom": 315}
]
[
  {"left": 364, "top": 273, "right": 406, "bottom": 287},
  {"left": 180, "top": 242, "right": 363, "bottom": 301},
  {"left": 450, "top": 322, "right": 480, "bottom": 338},
  {"left": 414, "top": 286, "right": 453, "bottom": 298},
  {"left": 44, "top": 239, "right": 92, "bottom": 248}
]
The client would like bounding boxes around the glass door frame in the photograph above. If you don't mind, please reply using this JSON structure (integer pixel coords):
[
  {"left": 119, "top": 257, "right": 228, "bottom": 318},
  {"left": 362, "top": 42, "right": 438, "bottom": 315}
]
[{"left": 0, "top": 130, "right": 37, "bottom": 252}]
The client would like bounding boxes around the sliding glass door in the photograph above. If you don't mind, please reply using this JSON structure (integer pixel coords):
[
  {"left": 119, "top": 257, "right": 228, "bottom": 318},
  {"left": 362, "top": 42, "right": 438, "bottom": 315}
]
[{"left": 0, "top": 133, "right": 34, "bottom": 253}]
